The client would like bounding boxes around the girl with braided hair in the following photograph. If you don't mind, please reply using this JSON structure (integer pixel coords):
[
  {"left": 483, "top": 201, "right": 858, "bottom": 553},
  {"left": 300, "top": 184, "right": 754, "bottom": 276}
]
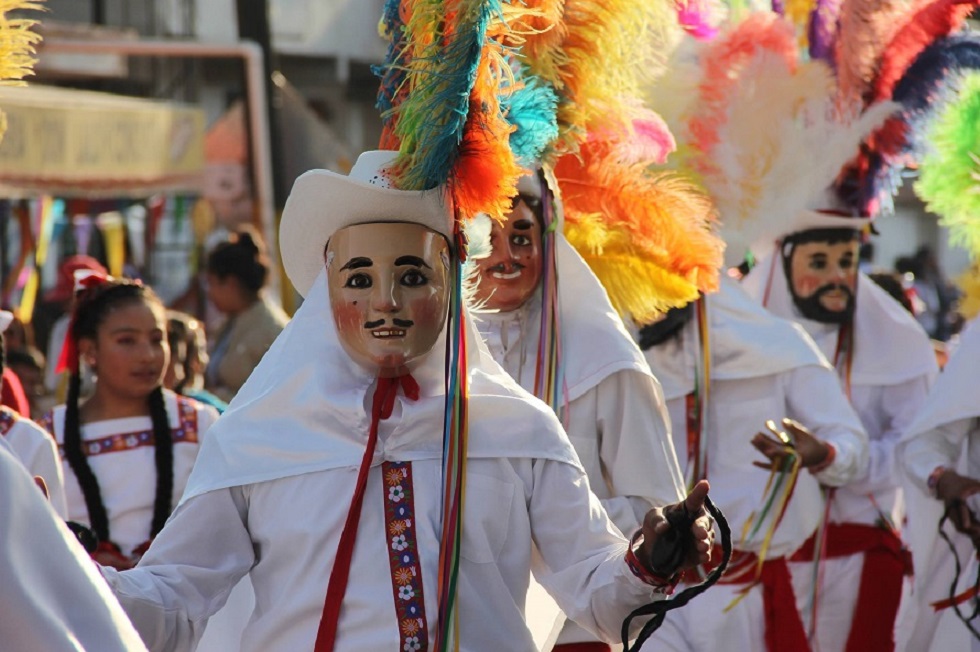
[{"left": 42, "top": 277, "right": 218, "bottom": 570}]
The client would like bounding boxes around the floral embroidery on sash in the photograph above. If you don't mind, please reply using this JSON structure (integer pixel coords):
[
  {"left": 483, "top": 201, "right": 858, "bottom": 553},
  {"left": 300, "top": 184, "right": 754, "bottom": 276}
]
[{"left": 383, "top": 461, "right": 428, "bottom": 651}]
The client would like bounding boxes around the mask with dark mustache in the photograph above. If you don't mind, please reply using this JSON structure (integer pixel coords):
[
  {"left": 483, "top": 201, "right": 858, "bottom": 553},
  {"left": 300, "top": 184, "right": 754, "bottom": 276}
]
[
  {"left": 790, "top": 283, "right": 855, "bottom": 324},
  {"left": 364, "top": 318, "right": 415, "bottom": 329}
]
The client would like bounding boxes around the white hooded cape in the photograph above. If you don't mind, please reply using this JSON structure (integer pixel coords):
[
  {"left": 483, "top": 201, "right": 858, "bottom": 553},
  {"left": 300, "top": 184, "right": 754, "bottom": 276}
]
[
  {"left": 475, "top": 235, "right": 652, "bottom": 403},
  {"left": 742, "top": 252, "right": 936, "bottom": 387},
  {"left": 647, "top": 275, "right": 829, "bottom": 402},
  {"left": 182, "top": 268, "right": 579, "bottom": 504}
]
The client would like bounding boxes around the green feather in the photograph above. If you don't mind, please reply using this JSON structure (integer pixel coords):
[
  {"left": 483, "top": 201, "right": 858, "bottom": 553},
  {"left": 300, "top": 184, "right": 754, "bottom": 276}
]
[{"left": 916, "top": 71, "right": 980, "bottom": 258}]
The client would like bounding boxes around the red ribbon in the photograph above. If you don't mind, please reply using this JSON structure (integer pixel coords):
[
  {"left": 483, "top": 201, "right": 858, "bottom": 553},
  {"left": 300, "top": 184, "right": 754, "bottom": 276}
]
[
  {"left": 54, "top": 272, "right": 113, "bottom": 374},
  {"left": 702, "top": 548, "right": 810, "bottom": 652},
  {"left": 791, "top": 523, "right": 911, "bottom": 652},
  {"left": 314, "top": 374, "right": 419, "bottom": 651}
]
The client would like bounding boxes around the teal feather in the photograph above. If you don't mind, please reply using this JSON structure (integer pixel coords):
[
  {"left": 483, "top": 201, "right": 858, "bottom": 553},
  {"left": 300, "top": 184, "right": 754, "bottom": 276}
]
[
  {"left": 394, "top": 0, "right": 505, "bottom": 191},
  {"left": 503, "top": 73, "right": 559, "bottom": 166}
]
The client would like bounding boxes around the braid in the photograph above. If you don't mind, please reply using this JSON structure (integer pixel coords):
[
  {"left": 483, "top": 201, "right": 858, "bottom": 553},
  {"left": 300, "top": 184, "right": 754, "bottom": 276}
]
[
  {"left": 148, "top": 386, "right": 174, "bottom": 536},
  {"left": 62, "top": 370, "right": 111, "bottom": 542},
  {"left": 62, "top": 278, "right": 169, "bottom": 547}
]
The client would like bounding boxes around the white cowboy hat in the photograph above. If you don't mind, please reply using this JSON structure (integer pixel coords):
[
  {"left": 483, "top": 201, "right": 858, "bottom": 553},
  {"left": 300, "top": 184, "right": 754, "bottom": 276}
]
[{"left": 279, "top": 150, "right": 452, "bottom": 297}]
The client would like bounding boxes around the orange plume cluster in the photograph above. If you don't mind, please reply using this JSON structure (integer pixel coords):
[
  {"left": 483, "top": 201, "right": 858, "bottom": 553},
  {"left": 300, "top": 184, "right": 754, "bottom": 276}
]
[{"left": 556, "top": 139, "right": 723, "bottom": 320}]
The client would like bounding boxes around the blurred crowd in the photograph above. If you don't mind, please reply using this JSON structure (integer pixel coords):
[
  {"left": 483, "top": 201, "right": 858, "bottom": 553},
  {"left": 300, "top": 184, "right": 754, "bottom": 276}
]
[{"left": 1, "top": 225, "right": 289, "bottom": 422}]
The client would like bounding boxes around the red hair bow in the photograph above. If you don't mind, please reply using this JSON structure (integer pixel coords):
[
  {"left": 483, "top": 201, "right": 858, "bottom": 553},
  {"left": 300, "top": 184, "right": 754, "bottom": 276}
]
[{"left": 54, "top": 272, "right": 112, "bottom": 374}]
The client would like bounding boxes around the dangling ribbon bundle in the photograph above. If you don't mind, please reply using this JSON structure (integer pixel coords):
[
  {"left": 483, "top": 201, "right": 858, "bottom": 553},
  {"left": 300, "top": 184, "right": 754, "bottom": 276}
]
[{"left": 725, "top": 424, "right": 802, "bottom": 611}]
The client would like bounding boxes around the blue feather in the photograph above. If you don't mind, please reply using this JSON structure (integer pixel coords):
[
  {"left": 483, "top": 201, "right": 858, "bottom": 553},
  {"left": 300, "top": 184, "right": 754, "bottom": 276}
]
[
  {"left": 374, "top": 0, "right": 409, "bottom": 121},
  {"left": 397, "top": 1, "right": 505, "bottom": 191},
  {"left": 503, "top": 73, "right": 559, "bottom": 167}
]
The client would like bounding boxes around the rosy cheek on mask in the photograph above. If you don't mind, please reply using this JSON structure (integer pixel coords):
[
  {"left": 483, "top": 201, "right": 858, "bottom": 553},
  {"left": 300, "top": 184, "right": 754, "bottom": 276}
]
[
  {"left": 408, "top": 295, "right": 444, "bottom": 332},
  {"left": 794, "top": 274, "right": 822, "bottom": 296},
  {"left": 332, "top": 301, "right": 363, "bottom": 338}
]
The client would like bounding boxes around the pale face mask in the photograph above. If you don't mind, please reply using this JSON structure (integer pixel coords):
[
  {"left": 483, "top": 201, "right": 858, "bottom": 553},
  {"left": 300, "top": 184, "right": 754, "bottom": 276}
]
[{"left": 326, "top": 222, "right": 451, "bottom": 377}]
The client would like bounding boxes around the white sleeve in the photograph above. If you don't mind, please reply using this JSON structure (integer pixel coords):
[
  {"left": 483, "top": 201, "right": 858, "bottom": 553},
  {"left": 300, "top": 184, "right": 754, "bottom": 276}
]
[
  {"left": 0, "top": 445, "right": 147, "bottom": 652},
  {"left": 594, "top": 371, "right": 686, "bottom": 535},
  {"left": 102, "top": 487, "right": 254, "bottom": 652},
  {"left": 530, "top": 458, "right": 671, "bottom": 643},
  {"left": 783, "top": 365, "right": 869, "bottom": 487},
  {"left": 903, "top": 418, "right": 975, "bottom": 493},
  {"left": 25, "top": 426, "right": 69, "bottom": 518},
  {"left": 850, "top": 375, "right": 932, "bottom": 494}
]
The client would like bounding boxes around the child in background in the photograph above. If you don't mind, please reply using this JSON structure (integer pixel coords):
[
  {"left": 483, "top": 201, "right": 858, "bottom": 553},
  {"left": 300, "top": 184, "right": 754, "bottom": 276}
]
[
  {"left": 0, "top": 310, "right": 67, "bottom": 517},
  {"left": 165, "top": 311, "right": 227, "bottom": 413},
  {"left": 42, "top": 277, "right": 218, "bottom": 569}
]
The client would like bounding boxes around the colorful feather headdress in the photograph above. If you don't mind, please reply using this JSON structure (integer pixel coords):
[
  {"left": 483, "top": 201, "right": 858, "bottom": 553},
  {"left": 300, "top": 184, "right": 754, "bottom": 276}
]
[
  {"left": 674, "top": 13, "right": 893, "bottom": 264},
  {"left": 824, "top": 0, "right": 980, "bottom": 215},
  {"left": 503, "top": 0, "right": 724, "bottom": 323},
  {"left": 915, "top": 70, "right": 980, "bottom": 260}
]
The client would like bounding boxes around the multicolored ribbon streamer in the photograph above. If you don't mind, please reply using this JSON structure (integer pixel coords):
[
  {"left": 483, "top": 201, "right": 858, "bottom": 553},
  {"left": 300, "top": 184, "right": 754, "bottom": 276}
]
[
  {"left": 725, "top": 436, "right": 802, "bottom": 612},
  {"left": 532, "top": 174, "right": 567, "bottom": 423}
]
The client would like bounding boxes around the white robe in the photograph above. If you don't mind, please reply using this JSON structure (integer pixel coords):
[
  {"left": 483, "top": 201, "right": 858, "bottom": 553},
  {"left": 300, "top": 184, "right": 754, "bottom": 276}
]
[
  {"left": 47, "top": 391, "right": 218, "bottom": 556},
  {"left": 744, "top": 256, "right": 937, "bottom": 650},
  {"left": 102, "top": 269, "right": 674, "bottom": 651},
  {"left": 0, "top": 441, "right": 148, "bottom": 651},
  {"left": 1, "top": 405, "right": 68, "bottom": 517},
  {"left": 899, "top": 320, "right": 980, "bottom": 651},
  {"left": 475, "top": 236, "right": 685, "bottom": 646},
  {"left": 642, "top": 278, "right": 868, "bottom": 651}
]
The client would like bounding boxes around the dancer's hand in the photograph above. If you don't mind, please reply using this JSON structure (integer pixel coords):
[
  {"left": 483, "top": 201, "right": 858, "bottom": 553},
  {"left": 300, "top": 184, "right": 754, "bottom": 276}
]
[
  {"left": 640, "top": 480, "right": 713, "bottom": 576},
  {"left": 752, "top": 418, "right": 830, "bottom": 470}
]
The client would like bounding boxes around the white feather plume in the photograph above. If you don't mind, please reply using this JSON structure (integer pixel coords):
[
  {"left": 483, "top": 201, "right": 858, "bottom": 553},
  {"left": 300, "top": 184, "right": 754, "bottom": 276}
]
[{"left": 691, "top": 54, "right": 896, "bottom": 264}]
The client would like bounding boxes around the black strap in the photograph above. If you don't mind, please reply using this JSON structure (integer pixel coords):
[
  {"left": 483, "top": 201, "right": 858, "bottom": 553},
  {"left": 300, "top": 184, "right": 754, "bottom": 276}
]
[
  {"left": 621, "top": 496, "right": 732, "bottom": 651},
  {"left": 939, "top": 506, "right": 980, "bottom": 640}
]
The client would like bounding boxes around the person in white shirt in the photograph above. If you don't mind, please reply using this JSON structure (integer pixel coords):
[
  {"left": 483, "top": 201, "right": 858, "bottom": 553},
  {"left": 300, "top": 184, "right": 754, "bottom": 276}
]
[
  {"left": 900, "top": 321, "right": 980, "bottom": 651},
  {"left": 742, "top": 211, "right": 937, "bottom": 651},
  {"left": 0, "top": 438, "right": 148, "bottom": 652},
  {"left": 100, "top": 150, "right": 715, "bottom": 652},
  {"left": 0, "top": 309, "right": 68, "bottom": 517},
  {"left": 638, "top": 276, "right": 868, "bottom": 651},
  {"left": 42, "top": 279, "right": 218, "bottom": 569},
  {"left": 469, "top": 171, "right": 689, "bottom": 651}
]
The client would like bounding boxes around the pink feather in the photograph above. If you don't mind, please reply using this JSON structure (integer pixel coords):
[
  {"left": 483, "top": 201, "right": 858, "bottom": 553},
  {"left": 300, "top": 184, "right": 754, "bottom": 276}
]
[
  {"left": 586, "top": 103, "right": 676, "bottom": 166},
  {"left": 688, "top": 13, "right": 797, "bottom": 175},
  {"left": 676, "top": 0, "right": 719, "bottom": 41}
]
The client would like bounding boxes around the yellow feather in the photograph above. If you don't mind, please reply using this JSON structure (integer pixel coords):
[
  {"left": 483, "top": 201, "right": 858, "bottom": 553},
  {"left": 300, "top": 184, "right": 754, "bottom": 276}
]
[
  {"left": 565, "top": 216, "right": 703, "bottom": 322},
  {"left": 956, "top": 264, "right": 980, "bottom": 322}
]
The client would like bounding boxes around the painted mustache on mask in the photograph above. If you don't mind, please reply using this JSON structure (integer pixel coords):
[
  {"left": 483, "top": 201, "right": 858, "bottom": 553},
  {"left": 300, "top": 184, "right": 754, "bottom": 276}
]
[{"left": 364, "top": 318, "right": 415, "bottom": 329}]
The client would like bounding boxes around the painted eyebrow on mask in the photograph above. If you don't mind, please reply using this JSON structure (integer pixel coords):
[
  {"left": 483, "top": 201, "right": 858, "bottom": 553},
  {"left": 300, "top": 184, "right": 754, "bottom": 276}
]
[
  {"left": 340, "top": 257, "right": 372, "bottom": 271},
  {"left": 394, "top": 255, "right": 431, "bottom": 269}
]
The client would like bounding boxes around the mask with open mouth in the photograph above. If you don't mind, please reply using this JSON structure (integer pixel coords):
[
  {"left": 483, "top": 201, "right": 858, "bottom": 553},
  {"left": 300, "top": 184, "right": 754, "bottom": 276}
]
[
  {"left": 473, "top": 192, "right": 544, "bottom": 312},
  {"left": 326, "top": 222, "right": 451, "bottom": 377}
]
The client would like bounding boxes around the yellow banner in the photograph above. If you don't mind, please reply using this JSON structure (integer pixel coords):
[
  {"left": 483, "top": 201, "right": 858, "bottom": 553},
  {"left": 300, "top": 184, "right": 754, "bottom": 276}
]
[{"left": 0, "top": 85, "right": 205, "bottom": 197}]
